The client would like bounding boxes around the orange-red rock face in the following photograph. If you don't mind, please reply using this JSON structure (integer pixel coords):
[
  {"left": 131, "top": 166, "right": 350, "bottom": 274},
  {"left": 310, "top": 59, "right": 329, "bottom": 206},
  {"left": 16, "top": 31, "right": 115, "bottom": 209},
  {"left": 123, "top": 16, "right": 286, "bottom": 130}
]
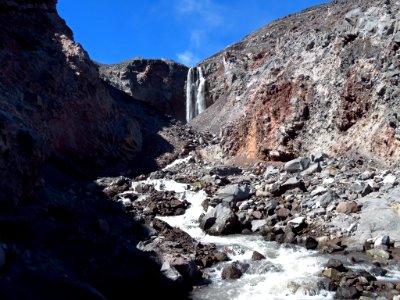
[{"left": 191, "top": 0, "right": 400, "bottom": 165}]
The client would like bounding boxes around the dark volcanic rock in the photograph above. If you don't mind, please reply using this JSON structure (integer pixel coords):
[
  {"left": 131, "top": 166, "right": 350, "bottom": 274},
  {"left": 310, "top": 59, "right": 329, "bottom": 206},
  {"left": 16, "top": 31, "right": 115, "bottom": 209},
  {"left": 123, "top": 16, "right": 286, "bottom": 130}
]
[
  {"left": 0, "top": 1, "right": 190, "bottom": 299},
  {"left": 200, "top": 203, "right": 241, "bottom": 235},
  {"left": 99, "top": 58, "right": 188, "bottom": 122},
  {"left": 221, "top": 263, "right": 243, "bottom": 280},
  {"left": 335, "top": 285, "right": 360, "bottom": 299}
]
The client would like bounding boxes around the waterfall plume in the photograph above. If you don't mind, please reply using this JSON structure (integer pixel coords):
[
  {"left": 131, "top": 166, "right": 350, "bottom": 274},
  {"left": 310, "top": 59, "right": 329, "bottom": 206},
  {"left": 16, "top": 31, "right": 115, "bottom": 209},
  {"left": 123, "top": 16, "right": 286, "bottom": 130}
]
[{"left": 186, "top": 67, "right": 206, "bottom": 122}]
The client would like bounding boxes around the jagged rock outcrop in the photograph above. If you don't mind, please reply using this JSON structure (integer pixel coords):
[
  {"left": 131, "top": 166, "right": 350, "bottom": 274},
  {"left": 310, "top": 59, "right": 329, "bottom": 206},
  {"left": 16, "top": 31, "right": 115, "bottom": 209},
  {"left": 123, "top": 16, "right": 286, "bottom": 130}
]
[
  {"left": 191, "top": 0, "right": 400, "bottom": 164},
  {"left": 99, "top": 58, "right": 188, "bottom": 121}
]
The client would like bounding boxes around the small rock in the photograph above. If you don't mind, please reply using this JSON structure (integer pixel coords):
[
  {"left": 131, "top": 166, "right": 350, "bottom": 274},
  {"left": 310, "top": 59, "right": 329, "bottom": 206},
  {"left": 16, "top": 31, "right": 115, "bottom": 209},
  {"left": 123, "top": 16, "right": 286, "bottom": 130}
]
[
  {"left": 300, "top": 163, "right": 322, "bottom": 176},
  {"left": 305, "top": 236, "right": 318, "bottom": 250},
  {"left": 251, "top": 219, "right": 268, "bottom": 232},
  {"left": 214, "top": 252, "right": 229, "bottom": 262},
  {"left": 310, "top": 186, "right": 328, "bottom": 197},
  {"left": 221, "top": 263, "right": 243, "bottom": 280},
  {"left": 281, "top": 177, "right": 307, "bottom": 192},
  {"left": 276, "top": 207, "right": 290, "bottom": 219},
  {"left": 288, "top": 217, "right": 305, "bottom": 229},
  {"left": 336, "top": 201, "right": 359, "bottom": 214},
  {"left": 349, "top": 182, "right": 372, "bottom": 197},
  {"left": 326, "top": 258, "right": 347, "bottom": 272},
  {"left": 370, "top": 267, "right": 388, "bottom": 277},
  {"left": 252, "top": 211, "right": 263, "bottom": 219},
  {"left": 383, "top": 174, "right": 396, "bottom": 184},
  {"left": 161, "top": 262, "right": 184, "bottom": 283},
  {"left": 311, "top": 152, "right": 328, "bottom": 163},
  {"left": 263, "top": 166, "right": 279, "bottom": 179},
  {"left": 322, "top": 268, "right": 342, "bottom": 282},
  {"left": 251, "top": 251, "right": 266, "bottom": 261},
  {"left": 335, "top": 285, "right": 360, "bottom": 299},
  {"left": 366, "top": 248, "right": 390, "bottom": 260},
  {"left": 317, "top": 191, "right": 338, "bottom": 208},
  {"left": 374, "top": 235, "right": 390, "bottom": 247}
]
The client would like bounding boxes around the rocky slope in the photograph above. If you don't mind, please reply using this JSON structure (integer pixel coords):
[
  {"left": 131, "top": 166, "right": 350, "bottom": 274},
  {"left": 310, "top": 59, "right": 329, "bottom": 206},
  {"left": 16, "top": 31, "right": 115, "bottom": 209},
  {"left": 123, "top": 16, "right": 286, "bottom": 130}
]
[
  {"left": 0, "top": 0, "right": 190, "bottom": 299},
  {"left": 98, "top": 58, "right": 188, "bottom": 122},
  {"left": 192, "top": 0, "right": 400, "bottom": 164}
]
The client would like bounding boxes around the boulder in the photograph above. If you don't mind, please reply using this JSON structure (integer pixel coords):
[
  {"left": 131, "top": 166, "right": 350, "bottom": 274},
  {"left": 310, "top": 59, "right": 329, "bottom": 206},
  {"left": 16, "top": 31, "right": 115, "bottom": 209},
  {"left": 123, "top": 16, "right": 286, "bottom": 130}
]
[
  {"left": 216, "top": 184, "right": 251, "bottom": 205},
  {"left": 366, "top": 248, "right": 390, "bottom": 260},
  {"left": 335, "top": 286, "right": 360, "bottom": 299},
  {"left": 161, "top": 262, "right": 184, "bottom": 284},
  {"left": 336, "top": 201, "right": 359, "bottom": 214},
  {"left": 370, "top": 267, "right": 387, "bottom": 277},
  {"left": 374, "top": 235, "right": 390, "bottom": 247},
  {"left": 349, "top": 182, "right": 372, "bottom": 197},
  {"left": 170, "top": 258, "right": 201, "bottom": 285},
  {"left": 265, "top": 199, "right": 279, "bottom": 215},
  {"left": 305, "top": 236, "right": 318, "bottom": 250},
  {"left": 200, "top": 203, "right": 240, "bottom": 235},
  {"left": 251, "top": 220, "right": 268, "bottom": 232},
  {"left": 251, "top": 251, "right": 266, "bottom": 261},
  {"left": 221, "top": 263, "right": 243, "bottom": 280},
  {"left": 280, "top": 177, "right": 307, "bottom": 192},
  {"left": 300, "top": 163, "right": 322, "bottom": 176},
  {"left": 326, "top": 259, "right": 347, "bottom": 272},
  {"left": 288, "top": 217, "right": 306, "bottom": 229},
  {"left": 322, "top": 268, "right": 342, "bottom": 282},
  {"left": 317, "top": 191, "right": 339, "bottom": 208},
  {"left": 284, "top": 157, "right": 310, "bottom": 173},
  {"left": 276, "top": 207, "right": 290, "bottom": 219},
  {"left": 311, "top": 152, "right": 328, "bottom": 163}
]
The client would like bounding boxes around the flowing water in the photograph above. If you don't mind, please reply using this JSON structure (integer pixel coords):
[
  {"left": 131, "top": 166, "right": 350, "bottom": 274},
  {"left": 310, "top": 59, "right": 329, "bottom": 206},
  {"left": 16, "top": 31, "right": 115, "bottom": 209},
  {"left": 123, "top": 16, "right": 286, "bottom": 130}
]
[
  {"left": 135, "top": 176, "right": 334, "bottom": 300},
  {"left": 186, "top": 67, "right": 206, "bottom": 122}
]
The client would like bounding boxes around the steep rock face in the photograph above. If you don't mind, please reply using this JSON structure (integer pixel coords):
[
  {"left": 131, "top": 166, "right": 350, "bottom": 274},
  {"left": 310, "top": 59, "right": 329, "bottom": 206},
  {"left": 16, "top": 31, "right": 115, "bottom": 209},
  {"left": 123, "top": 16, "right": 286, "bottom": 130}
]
[
  {"left": 192, "top": 0, "right": 400, "bottom": 163},
  {"left": 0, "top": 0, "right": 144, "bottom": 205},
  {"left": 99, "top": 58, "right": 188, "bottom": 122},
  {"left": 0, "top": 1, "right": 190, "bottom": 299}
]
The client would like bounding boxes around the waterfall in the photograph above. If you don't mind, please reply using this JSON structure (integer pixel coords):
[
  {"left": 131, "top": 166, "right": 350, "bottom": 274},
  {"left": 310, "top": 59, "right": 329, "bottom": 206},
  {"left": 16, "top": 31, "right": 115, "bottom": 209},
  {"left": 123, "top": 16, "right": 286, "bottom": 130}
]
[{"left": 186, "top": 67, "right": 206, "bottom": 122}]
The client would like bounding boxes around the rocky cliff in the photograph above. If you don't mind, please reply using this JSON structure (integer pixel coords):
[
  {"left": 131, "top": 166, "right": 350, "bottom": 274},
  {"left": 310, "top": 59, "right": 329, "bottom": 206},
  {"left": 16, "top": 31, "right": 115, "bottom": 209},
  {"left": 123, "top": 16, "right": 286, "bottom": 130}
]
[
  {"left": 0, "top": 1, "right": 189, "bottom": 299},
  {"left": 192, "top": 0, "right": 400, "bottom": 164},
  {"left": 99, "top": 58, "right": 188, "bottom": 122},
  {"left": 0, "top": 0, "right": 144, "bottom": 206}
]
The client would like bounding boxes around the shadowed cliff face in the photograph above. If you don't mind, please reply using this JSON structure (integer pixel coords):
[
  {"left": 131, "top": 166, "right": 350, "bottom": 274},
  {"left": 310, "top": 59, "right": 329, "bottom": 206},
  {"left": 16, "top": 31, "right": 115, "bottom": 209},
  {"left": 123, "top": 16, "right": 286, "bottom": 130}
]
[
  {"left": 0, "top": 0, "right": 143, "bottom": 205},
  {"left": 0, "top": 1, "right": 191, "bottom": 299},
  {"left": 99, "top": 59, "right": 188, "bottom": 122},
  {"left": 191, "top": 0, "right": 400, "bottom": 164}
]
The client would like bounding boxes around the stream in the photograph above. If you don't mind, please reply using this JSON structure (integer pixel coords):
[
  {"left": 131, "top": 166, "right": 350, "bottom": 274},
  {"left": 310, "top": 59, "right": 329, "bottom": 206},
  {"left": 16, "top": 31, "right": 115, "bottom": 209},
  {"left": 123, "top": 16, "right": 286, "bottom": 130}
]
[{"left": 135, "top": 178, "right": 334, "bottom": 299}]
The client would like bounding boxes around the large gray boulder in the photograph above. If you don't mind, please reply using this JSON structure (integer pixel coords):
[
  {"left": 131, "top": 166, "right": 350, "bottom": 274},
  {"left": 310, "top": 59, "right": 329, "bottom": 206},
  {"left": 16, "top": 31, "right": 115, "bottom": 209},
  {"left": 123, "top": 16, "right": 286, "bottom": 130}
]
[
  {"left": 200, "top": 203, "right": 241, "bottom": 235},
  {"left": 284, "top": 157, "right": 310, "bottom": 173},
  {"left": 216, "top": 184, "right": 251, "bottom": 205}
]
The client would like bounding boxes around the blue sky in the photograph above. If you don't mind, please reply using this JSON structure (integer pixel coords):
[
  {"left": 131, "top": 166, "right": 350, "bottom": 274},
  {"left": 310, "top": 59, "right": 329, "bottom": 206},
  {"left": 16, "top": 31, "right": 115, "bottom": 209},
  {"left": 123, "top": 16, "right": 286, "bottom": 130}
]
[{"left": 57, "top": 0, "right": 329, "bottom": 66}]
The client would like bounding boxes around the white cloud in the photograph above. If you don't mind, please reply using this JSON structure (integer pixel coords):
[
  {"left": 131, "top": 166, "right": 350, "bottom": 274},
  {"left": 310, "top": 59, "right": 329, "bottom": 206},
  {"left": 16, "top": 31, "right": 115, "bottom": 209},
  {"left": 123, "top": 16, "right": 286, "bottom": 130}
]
[
  {"left": 175, "top": 0, "right": 224, "bottom": 27},
  {"left": 190, "top": 30, "right": 205, "bottom": 48},
  {"left": 176, "top": 51, "right": 199, "bottom": 66}
]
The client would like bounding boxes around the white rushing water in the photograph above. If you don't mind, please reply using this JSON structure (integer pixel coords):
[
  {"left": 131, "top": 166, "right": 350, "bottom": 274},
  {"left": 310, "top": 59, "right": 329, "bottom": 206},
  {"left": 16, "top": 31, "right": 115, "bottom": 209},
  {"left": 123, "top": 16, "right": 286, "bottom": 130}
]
[
  {"left": 186, "top": 67, "right": 206, "bottom": 122},
  {"left": 142, "top": 176, "right": 334, "bottom": 300}
]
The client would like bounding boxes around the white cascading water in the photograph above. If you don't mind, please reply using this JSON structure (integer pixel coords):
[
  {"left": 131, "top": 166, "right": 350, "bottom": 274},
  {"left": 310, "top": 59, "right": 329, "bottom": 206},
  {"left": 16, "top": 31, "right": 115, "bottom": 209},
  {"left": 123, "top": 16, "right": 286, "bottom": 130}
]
[
  {"left": 186, "top": 67, "right": 206, "bottom": 122},
  {"left": 127, "top": 157, "right": 334, "bottom": 300}
]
